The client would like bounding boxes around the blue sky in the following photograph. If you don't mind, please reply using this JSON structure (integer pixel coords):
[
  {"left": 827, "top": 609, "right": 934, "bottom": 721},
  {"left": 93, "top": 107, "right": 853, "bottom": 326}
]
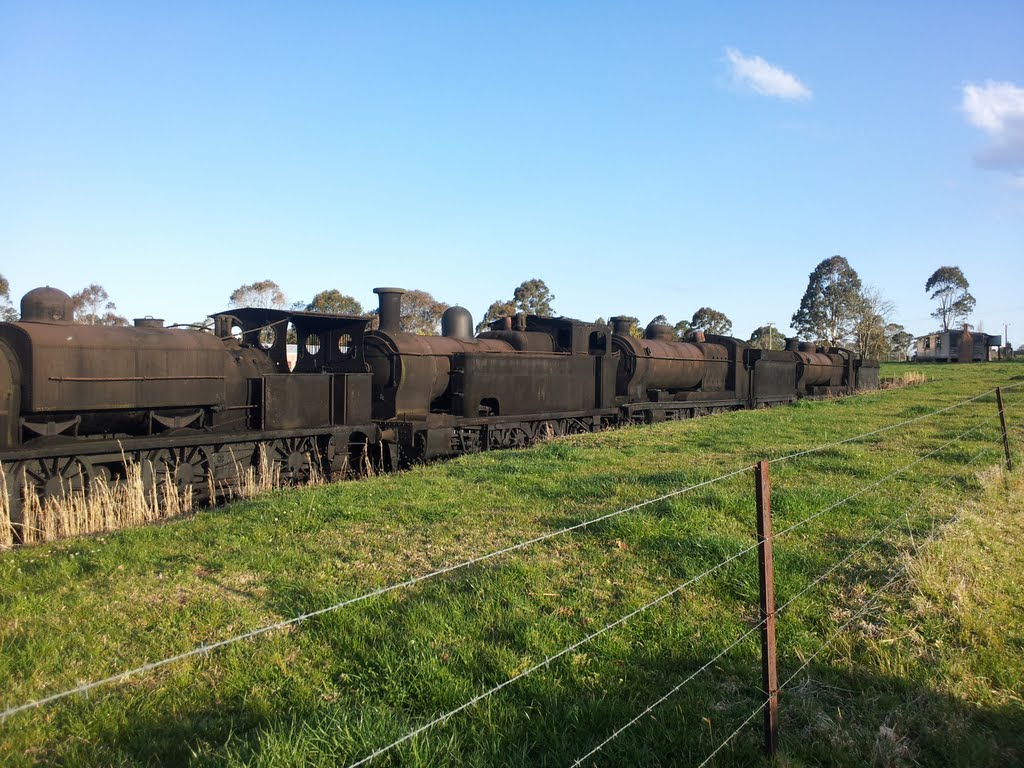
[{"left": 2, "top": 2, "right": 1022, "bottom": 344}]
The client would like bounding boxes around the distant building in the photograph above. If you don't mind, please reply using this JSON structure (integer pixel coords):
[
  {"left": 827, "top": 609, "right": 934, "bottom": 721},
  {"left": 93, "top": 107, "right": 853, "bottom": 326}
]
[{"left": 913, "top": 330, "right": 1002, "bottom": 362}]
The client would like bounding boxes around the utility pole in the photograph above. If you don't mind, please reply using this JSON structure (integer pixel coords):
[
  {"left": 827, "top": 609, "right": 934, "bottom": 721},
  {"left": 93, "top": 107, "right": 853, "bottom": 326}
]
[{"left": 766, "top": 322, "right": 775, "bottom": 350}]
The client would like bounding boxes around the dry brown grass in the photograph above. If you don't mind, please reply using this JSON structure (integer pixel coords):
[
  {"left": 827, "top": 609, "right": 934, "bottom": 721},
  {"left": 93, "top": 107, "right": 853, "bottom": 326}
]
[
  {"left": 15, "top": 459, "right": 194, "bottom": 546},
  {"left": 0, "top": 463, "right": 12, "bottom": 551},
  {"left": 220, "top": 445, "right": 325, "bottom": 503},
  {"left": 3, "top": 444, "right": 328, "bottom": 548},
  {"left": 880, "top": 371, "right": 928, "bottom": 389}
]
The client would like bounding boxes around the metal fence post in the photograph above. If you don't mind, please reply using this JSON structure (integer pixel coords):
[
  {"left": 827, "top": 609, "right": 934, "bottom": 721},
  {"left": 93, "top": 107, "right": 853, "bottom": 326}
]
[
  {"left": 755, "top": 460, "right": 779, "bottom": 755},
  {"left": 996, "top": 387, "right": 1013, "bottom": 471}
]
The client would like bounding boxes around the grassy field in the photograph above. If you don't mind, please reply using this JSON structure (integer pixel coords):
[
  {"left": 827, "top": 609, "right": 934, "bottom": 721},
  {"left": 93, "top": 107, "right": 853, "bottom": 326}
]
[{"left": 0, "top": 362, "right": 1022, "bottom": 767}]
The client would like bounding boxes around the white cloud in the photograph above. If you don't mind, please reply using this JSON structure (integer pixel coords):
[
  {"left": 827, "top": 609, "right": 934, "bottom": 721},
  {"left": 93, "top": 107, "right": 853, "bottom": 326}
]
[
  {"left": 724, "top": 47, "right": 811, "bottom": 101},
  {"left": 962, "top": 81, "right": 1024, "bottom": 133},
  {"left": 961, "top": 80, "right": 1024, "bottom": 173}
]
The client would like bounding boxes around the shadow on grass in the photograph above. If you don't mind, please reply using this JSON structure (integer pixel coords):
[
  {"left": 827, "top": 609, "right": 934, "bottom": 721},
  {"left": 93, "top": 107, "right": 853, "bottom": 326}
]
[
  {"left": 776, "top": 661, "right": 1024, "bottom": 767},
  {"left": 33, "top": 630, "right": 1024, "bottom": 767}
]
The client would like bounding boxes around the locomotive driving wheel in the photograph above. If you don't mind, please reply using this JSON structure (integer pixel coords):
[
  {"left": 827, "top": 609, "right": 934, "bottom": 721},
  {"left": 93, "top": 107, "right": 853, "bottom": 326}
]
[
  {"left": 487, "top": 426, "right": 531, "bottom": 450},
  {"left": 265, "top": 437, "right": 318, "bottom": 483},
  {"left": 533, "top": 420, "right": 563, "bottom": 441},
  {"left": 506, "top": 427, "right": 531, "bottom": 448},
  {"left": 145, "top": 446, "right": 212, "bottom": 497},
  {"left": 16, "top": 455, "right": 94, "bottom": 503},
  {"left": 563, "top": 418, "right": 590, "bottom": 435}
]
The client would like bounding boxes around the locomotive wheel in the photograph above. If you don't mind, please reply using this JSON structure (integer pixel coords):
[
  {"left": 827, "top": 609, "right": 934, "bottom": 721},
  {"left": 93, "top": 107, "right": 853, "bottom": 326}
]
[
  {"left": 563, "top": 419, "right": 590, "bottom": 435},
  {"left": 17, "top": 455, "right": 94, "bottom": 503},
  {"left": 266, "top": 437, "right": 317, "bottom": 483},
  {"left": 347, "top": 437, "right": 372, "bottom": 477},
  {"left": 506, "top": 427, "right": 531, "bottom": 448},
  {"left": 145, "top": 446, "right": 212, "bottom": 496},
  {"left": 534, "top": 421, "right": 562, "bottom": 441},
  {"left": 488, "top": 426, "right": 530, "bottom": 450}
]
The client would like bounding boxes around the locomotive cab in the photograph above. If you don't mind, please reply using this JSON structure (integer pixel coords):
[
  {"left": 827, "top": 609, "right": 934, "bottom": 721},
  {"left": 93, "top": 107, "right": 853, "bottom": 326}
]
[{"left": 210, "top": 307, "right": 374, "bottom": 429}]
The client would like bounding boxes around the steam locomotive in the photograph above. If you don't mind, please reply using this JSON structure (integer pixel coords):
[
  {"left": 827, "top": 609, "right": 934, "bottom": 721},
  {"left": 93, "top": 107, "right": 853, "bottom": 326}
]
[{"left": 0, "top": 285, "right": 879, "bottom": 530}]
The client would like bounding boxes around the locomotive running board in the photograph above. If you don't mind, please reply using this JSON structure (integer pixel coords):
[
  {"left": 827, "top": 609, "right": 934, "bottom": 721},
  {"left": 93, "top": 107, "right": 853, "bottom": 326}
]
[{"left": 0, "top": 424, "right": 382, "bottom": 462}]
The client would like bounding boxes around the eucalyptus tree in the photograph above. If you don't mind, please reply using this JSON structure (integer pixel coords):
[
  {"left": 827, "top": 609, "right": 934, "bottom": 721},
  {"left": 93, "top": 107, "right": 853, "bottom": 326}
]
[
  {"left": 925, "top": 266, "right": 975, "bottom": 331},
  {"left": 791, "top": 256, "right": 862, "bottom": 345},
  {"left": 690, "top": 307, "right": 732, "bottom": 336}
]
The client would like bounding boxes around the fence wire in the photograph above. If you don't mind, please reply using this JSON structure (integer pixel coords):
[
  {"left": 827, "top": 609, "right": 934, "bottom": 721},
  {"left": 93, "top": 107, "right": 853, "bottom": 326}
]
[
  {"left": 778, "top": 442, "right": 993, "bottom": 614},
  {"left": 689, "top": 509, "right": 945, "bottom": 766},
  {"left": 695, "top": 699, "right": 769, "bottom": 768},
  {"left": 771, "top": 413, "right": 1000, "bottom": 543},
  {"left": 770, "top": 382, "right": 1020, "bottom": 466},
  {"left": 569, "top": 619, "right": 766, "bottom": 767},
  {"left": 779, "top": 562, "right": 909, "bottom": 693},
  {"left": 344, "top": 543, "right": 762, "bottom": 767},
  {"left": 0, "top": 463, "right": 753, "bottom": 723},
  {"left": 567, "top": 440, "right": 995, "bottom": 766}
]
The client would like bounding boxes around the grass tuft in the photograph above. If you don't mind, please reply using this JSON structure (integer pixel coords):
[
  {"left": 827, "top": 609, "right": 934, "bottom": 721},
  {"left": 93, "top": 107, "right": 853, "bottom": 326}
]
[
  {"left": 14, "top": 459, "right": 195, "bottom": 546},
  {"left": 880, "top": 370, "right": 928, "bottom": 389},
  {"left": 6, "top": 446, "right": 330, "bottom": 548}
]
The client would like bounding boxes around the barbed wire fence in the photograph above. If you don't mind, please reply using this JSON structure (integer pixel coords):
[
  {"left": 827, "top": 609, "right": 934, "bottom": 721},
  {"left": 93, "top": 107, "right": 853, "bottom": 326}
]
[
  {"left": 0, "top": 382, "right": 1020, "bottom": 766},
  {"left": 571, "top": 384, "right": 1020, "bottom": 767}
]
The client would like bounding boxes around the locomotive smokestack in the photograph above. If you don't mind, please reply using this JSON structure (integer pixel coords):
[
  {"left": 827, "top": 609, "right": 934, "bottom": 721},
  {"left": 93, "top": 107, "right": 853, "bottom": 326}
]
[{"left": 374, "top": 287, "right": 405, "bottom": 334}]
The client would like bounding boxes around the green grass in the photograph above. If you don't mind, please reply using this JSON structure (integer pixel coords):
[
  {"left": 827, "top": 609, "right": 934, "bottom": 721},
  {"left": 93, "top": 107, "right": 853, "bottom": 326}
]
[{"left": 1, "top": 362, "right": 1023, "bottom": 766}]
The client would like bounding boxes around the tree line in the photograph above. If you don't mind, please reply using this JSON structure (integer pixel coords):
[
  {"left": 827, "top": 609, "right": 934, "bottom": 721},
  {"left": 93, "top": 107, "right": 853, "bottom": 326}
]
[
  {"left": 479, "top": 263, "right": 979, "bottom": 360},
  {"left": 0, "top": 264, "right": 987, "bottom": 358},
  {"left": 790, "top": 257, "right": 977, "bottom": 360}
]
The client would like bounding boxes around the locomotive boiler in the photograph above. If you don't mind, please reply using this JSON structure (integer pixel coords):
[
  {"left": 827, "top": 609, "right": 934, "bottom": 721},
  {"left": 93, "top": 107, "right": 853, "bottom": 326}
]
[{"left": 608, "top": 318, "right": 751, "bottom": 422}]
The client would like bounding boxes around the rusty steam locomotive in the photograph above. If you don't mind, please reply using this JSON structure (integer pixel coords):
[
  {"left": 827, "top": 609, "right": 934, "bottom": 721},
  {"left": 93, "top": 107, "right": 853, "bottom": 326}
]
[{"left": 0, "top": 285, "right": 879, "bottom": 528}]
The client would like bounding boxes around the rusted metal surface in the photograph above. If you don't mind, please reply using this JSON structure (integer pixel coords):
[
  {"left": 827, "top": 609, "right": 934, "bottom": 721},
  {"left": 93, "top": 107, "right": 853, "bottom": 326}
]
[
  {"left": 262, "top": 374, "right": 331, "bottom": 431},
  {"left": 795, "top": 349, "right": 837, "bottom": 387},
  {"left": 4, "top": 320, "right": 231, "bottom": 414},
  {"left": 755, "top": 459, "right": 780, "bottom": 756},
  {"left": 365, "top": 331, "right": 515, "bottom": 419},
  {"left": 614, "top": 335, "right": 707, "bottom": 393}
]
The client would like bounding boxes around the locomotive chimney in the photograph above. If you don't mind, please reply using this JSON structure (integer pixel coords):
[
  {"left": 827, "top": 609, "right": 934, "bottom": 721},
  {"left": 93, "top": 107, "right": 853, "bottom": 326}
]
[
  {"left": 373, "top": 287, "right": 405, "bottom": 334},
  {"left": 610, "top": 316, "right": 632, "bottom": 336},
  {"left": 134, "top": 317, "right": 164, "bottom": 328},
  {"left": 785, "top": 338, "right": 800, "bottom": 352}
]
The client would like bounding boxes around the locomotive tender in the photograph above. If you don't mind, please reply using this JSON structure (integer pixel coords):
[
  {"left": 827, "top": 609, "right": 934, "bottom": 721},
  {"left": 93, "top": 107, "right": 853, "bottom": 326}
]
[{"left": 0, "top": 285, "right": 879, "bottom": 532}]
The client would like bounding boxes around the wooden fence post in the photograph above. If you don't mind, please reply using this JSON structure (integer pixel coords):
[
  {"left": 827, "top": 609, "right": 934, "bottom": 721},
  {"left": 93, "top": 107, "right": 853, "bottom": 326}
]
[
  {"left": 755, "top": 460, "right": 779, "bottom": 755},
  {"left": 996, "top": 387, "right": 1013, "bottom": 471}
]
